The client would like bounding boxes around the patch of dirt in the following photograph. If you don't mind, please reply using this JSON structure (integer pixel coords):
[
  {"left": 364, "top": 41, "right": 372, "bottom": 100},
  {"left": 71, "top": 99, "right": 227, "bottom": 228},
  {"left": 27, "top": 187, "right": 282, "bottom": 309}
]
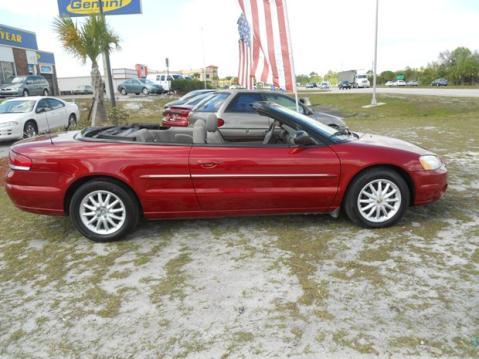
[{"left": 0, "top": 158, "right": 8, "bottom": 186}]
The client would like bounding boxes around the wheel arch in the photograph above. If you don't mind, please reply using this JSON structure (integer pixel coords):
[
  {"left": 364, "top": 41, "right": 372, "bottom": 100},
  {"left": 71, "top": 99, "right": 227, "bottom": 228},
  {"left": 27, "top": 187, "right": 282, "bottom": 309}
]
[
  {"left": 342, "top": 164, "right": 415, "bottom": 207},
  {"left": 63, "top": 175, "right": 144, "bottom": 216}
]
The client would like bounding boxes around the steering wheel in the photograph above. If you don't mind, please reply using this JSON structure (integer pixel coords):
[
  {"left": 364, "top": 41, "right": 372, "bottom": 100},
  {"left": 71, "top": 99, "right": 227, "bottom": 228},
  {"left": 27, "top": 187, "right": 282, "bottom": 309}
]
[{"left": 263, "top": 120, "right": 277, "bottom": 145}]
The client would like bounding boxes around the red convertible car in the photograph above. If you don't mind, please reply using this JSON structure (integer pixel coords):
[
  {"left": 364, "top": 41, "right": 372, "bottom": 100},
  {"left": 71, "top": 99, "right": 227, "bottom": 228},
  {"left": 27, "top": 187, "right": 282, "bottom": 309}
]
[{"left": 5, "top": 102, "right": 447, "bottom": 242}]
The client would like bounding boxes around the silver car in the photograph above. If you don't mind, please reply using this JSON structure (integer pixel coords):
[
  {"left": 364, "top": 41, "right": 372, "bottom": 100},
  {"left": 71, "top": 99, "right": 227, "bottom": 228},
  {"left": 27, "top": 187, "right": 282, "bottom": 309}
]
[
  {"left": 0, "top": 75, "right": 51, "bottom": 97},
  {"left": 188, "top": 90, "right": 346, "bottom": 142}
]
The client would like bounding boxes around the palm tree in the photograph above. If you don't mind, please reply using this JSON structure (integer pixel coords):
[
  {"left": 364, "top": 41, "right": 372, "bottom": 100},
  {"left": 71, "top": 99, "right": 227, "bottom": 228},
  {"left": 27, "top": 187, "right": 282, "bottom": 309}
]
[{"left": 53, "top": 16, "right": 119, "bottom": 126}]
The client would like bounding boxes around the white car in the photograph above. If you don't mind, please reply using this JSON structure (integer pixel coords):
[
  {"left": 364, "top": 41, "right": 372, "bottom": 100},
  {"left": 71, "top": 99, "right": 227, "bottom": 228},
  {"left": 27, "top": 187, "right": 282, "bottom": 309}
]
[
  {"left": 385, "top": 81, "right": 394, "bottom": 87},
  {"left": 319, "top": 81, "right": 330, "bottom": 89},
  {"left": 0, "top": 97, "right": 79, "bottom": 141}
]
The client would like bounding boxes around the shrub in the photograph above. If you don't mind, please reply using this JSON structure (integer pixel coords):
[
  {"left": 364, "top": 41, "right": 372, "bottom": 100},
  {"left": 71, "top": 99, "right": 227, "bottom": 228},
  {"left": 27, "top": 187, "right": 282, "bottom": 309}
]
[{"left": 170, "top": 79, "right": 211, "bottom": 94}]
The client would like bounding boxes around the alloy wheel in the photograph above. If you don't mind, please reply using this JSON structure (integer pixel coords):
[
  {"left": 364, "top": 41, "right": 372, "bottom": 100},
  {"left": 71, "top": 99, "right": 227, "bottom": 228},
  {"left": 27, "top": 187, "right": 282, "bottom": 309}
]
[
  {"left": 357, "top": 179, "right": 402, "bottom": 223},
  {"left": 79, "top": 190, "right": 126, "bottom": 235}
]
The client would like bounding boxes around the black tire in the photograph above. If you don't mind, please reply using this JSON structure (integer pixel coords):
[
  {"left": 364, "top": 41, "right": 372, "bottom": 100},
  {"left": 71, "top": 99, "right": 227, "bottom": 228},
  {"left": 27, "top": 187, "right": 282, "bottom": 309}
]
[
  {"left": 69, "top": 180, "right": 140, "bottom": 242},
  {"left": 142, "top": 87, "right": 149, "bottom": 96},
  {"left": 343, "top": 168, "right": 410, "bottom": 228},
  {"left": 23, "top": 120, "right": 38, "bottom": 138},
  {"left": 120, "top": 88, "right": 127, "bottom": 95},
  {"left": 23, "top": 89, "right": 29, "bottom": 97},
  {"left": 67, "top": 113, "right": 77, "bottom": 129},
  {"left": 43, "top": 89, "right": 49, "bottom": 96}
]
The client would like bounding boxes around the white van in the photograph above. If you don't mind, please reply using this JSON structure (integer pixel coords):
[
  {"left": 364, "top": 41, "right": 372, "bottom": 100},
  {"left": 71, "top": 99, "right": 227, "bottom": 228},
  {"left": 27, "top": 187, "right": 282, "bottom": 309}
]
[{"left": 146, "top": 73, "right": 185, "bottom": 92}]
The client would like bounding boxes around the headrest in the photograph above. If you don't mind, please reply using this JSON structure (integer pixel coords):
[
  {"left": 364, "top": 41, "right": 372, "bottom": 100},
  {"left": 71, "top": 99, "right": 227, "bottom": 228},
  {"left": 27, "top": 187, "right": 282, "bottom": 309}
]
[{"left": 205, "top": 113, "right": 218, "bottom": 132}]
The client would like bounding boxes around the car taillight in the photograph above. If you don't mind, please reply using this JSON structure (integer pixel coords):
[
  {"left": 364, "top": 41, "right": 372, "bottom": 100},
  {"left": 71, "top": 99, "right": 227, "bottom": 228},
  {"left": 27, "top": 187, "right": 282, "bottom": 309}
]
[
  {"left": 9, "top": 151, "right": 32, "bottom": 171},
  {"left": 217, "top": 118, "right": 225, "bottom": 127}
]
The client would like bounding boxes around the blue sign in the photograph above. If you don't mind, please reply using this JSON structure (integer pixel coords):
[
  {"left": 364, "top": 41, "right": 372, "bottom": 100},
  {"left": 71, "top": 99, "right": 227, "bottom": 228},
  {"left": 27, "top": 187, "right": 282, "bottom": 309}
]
[
  {"left": 37, "top": 51, "right": 56, "bottom": 65},
  {"left": 58, "top": 0, "right": 142, "bottom": 17},
  {"left": 0, "top": 24, "right": 38, "bottom": 50}
]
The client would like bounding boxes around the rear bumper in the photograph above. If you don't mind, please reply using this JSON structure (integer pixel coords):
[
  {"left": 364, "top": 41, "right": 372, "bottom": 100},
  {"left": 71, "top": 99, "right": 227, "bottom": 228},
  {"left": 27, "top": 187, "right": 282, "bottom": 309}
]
[
  {"left": 5, "top": 169, "right": 65, "bottom": 216},
  {"left": 411, "top": 166, "right": 448, "bottom": 205},
  {"left": 162, "top": 118, "right": 189, "bottom": 127}
]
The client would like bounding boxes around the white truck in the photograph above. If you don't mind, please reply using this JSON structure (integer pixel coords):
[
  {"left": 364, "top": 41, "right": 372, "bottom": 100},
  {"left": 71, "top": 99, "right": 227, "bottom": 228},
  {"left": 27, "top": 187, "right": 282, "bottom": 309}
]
[
  {"left": 337, "top": 70, "right": 370, "bottom": 88},
  {"left": 146, "top": 73, "right": 187, "bottom": 92}
]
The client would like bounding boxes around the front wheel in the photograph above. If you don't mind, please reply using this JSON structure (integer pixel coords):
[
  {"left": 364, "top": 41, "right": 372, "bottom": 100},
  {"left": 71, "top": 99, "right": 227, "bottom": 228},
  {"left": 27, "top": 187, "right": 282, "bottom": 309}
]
[
  {"left": 70, "top": 180, "right": 140, "bottom": 242},
  {"left": 344, "top": 168, "right": 410, "bottom": 228},
  {"left": 120, "top": 88, "right": 127, "bottom": 95},
  {"left": 67, "top": 113, "right": 77, "bottom": 129},
  {"left": 23, "top": 120, "right": 38, "bottom": 138},
  {"left": 43, "top": 89, "right": 49, "bottom": 96}
]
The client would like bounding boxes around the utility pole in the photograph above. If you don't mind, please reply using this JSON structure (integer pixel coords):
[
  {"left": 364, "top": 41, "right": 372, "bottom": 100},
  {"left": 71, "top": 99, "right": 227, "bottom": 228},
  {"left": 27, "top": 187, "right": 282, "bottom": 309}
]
[
  {"left": 371, "top": 0, "right": 379, "bottom": 106},
  {"left": 201, "top": 27, "right": 207, "bottom": 89},
  {"left": 98, "top": 1, "right": 116, "bottom": 107}
]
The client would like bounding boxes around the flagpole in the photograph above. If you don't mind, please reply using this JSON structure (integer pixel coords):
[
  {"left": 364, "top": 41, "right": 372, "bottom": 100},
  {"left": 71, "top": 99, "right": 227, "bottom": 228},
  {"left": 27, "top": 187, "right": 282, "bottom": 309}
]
[
  {"left": 371, "top": 0, "right": 379, "bottom": 106},
  {"left": 283, "top": 0, "right": 299, "bottom": 111}
]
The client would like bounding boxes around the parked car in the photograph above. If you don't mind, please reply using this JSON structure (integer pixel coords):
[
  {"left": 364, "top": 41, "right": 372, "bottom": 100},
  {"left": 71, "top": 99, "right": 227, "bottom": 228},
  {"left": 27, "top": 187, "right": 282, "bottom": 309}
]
[
  {"left": 406, "top": 80, "right": 419, "bottom": 87},
  {"left": 385, "top": 81, "right": 394, "bottom": 87},
  {"left": 188, "top": 90, "right": 347, "bottom": 140},
  {"left": 319, "top": 81, "right": 330, "bottom": 89},
  {"left": 72, "top": 85, "right": 93, "bottom": 95},
  {"left": 117, "top": 78, "right": 164, "bottom": 95},
  {"left": 338, "top": 80, "right": 352, "bottom": 89},
  {"left": 431, "top": 78, "right": 448, "bottom": 87},
  {"left": 395, "top": 80, "right": 407, "bottom": 87},
  {"left": 164, "top": 89, "right": 215, "bottom": 109},
  {"left": 5, "top": 102, "right": 447, "bottom": 242},
  {"left": 0, "top": 97, "right": 79, "bottom": 141},
  {"left": 0, "top": 75, "right": 50, "bottom": 97},
  {"left": 163, "top": 92, "right": 216, "bottom": 127},
  {"left": 305, "top": 83, "right": 318, "bottom": 88}
]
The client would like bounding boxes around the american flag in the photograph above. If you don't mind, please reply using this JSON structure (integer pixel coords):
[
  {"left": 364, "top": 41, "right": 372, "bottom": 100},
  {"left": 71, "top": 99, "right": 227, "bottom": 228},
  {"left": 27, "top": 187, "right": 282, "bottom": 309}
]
[
  {"left": 238, "top": 0, "right": 296, "bottom": 92},
  {"left": 238, "top": 14, "right": 253, "bottom": 89}
]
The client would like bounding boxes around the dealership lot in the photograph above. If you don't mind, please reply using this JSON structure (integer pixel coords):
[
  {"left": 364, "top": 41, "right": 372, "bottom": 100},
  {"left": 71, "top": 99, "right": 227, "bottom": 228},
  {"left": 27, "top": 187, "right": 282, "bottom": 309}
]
[{"left": 0, "top": 94, "right": 477, "bottom": 357}]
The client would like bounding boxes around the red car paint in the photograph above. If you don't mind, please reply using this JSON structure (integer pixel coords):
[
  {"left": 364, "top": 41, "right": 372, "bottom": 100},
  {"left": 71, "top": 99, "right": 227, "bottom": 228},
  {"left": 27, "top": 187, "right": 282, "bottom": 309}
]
[
  {"left": 5, "top": 131, "right": 447, "bottom": 220},
  {"left": 162, "top": 105, "right": 192, "bottom": 127}
]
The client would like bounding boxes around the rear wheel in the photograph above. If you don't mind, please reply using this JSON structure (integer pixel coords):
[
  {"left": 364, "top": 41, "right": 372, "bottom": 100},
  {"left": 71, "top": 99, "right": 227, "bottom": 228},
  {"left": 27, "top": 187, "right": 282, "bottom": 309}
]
[
  {"left": 23, "top": 120, "right": 38, "bottom": 138},
  {"left": 70, "top": 180, "right": 140, "bottom": 242},
  {"left": 344, "top": 168, "right": 409, "bottom": 228},
  {"left": 43, "top": 89, "right": 49, "bottom": 96},
  {"left": 142, "top": 87, "right": 149, "bottom": 95},
  {"left": 23, "top": 89, "right": 29, "bottom": 97}
]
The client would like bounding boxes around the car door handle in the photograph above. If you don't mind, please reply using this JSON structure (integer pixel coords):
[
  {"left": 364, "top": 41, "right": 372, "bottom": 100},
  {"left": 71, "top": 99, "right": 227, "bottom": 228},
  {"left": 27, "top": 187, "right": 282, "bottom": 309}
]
[{"left": 197, "top": 160, "right": 221, "bottom": 168}]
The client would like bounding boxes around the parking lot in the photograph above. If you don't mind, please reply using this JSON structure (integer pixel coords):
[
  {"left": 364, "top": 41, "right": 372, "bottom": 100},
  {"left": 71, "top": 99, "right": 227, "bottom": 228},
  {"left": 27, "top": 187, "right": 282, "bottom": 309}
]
[{"left": 0, "top": 93, "right": 478, "bottom": 358}]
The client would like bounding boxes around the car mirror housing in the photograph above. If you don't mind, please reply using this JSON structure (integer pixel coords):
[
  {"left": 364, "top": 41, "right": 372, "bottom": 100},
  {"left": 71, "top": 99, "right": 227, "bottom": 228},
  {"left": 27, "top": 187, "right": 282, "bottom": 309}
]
[{"left": 293, "top": 130, "right": 316, "bottom": 146}]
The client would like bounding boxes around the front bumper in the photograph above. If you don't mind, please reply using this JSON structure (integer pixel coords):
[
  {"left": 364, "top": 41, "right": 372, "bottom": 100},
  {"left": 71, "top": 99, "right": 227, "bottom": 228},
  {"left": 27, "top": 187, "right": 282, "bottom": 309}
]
[
  {"left": 411, "top": 165, "right": 448, "bottom": 205},
  {"left": 0, "top": 126, "right": 22, "bottom": 141},
  {"left": 0, "top": 89, "right": 21, "bottom": 97}
]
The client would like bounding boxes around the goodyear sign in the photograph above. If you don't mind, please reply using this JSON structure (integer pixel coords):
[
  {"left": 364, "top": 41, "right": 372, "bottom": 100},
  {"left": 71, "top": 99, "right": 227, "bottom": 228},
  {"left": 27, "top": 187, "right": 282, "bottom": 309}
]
[
  {"left": 58, "top": 0, "right": 142, "bottom": 17},
  {"left": 0, "top": 24, "right": 38, "bottom": 50}
]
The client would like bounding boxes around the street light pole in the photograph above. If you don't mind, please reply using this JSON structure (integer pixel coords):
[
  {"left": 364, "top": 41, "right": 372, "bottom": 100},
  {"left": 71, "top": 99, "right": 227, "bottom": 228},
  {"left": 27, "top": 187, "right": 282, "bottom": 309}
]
[
  {"left": 98, "top": 1, "right": 116, "bottom": 107},
  {"left": 371, "top": 0, "right": 379, "bottom": 106}
]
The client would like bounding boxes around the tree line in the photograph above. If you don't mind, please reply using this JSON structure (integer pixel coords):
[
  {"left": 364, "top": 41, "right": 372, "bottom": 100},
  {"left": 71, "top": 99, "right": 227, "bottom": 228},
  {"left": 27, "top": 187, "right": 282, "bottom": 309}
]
[{"left": 297, "top": 47, "right": 479, "bottom": 86}]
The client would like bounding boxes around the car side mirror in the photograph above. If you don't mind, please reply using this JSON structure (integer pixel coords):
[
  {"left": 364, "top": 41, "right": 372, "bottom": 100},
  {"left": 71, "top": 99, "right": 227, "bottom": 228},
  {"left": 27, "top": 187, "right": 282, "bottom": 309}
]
[
  {"left": 293, "top": 130, "right": 316, "bottom": 146},
  {"left": 299, "top": 97, "right": 311, "bottom": 106}
]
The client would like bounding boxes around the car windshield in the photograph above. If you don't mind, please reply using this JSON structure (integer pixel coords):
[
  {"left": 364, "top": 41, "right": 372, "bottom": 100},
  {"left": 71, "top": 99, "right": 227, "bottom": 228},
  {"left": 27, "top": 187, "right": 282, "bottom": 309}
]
[
  {"left": 270, "top": 105, "right": 338, "bottom": 137},
  {"left": 7, "top": 76, "right": 26, "bottom": 84},
  {"left": 0, "top": 100, "right": 35, "bottom": 113},
  {"left": 140, "top": 79, "right": 155, "bottom": 85},
  {"left": 195, "top": 93, "right": 229, "bottom": 112},
  {"left": 357, "top": 75, "right": 367, "bottom": 79}
]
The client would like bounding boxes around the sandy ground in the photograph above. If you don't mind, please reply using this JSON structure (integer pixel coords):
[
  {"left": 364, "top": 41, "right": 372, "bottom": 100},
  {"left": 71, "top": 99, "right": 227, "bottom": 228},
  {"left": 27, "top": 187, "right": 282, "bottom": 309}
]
[{"left": 0, "top": 100, "right": 478, "bottom": 358}]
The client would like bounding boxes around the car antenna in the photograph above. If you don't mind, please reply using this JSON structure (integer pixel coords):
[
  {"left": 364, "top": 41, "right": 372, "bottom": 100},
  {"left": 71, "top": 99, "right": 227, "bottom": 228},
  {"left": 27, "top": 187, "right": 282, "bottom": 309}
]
[{"left": 43, "top": 102, "right": 54, "bottom": 145}]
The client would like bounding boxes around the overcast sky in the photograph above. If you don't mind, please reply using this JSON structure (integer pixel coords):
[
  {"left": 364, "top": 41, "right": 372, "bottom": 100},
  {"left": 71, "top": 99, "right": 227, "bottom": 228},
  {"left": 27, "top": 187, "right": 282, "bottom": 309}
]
[{"left": 0, "top": 0, "right": 478, "bottom": 78}]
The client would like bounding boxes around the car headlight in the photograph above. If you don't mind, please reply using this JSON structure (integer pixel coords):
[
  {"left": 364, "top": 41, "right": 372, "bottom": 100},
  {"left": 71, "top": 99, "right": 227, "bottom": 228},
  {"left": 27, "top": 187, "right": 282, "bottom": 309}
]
[
  {"left": 0, "top": 121, "right": 18, "bottom": 128},
  {"left": 419, "top": 155, "right": 442, "bottom": 170}
]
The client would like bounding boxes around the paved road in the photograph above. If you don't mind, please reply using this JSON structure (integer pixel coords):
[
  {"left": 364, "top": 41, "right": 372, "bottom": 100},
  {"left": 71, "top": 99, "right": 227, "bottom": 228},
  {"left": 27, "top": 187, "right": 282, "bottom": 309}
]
[{"left": 301, "top": 87, "right": 479, "bottom": 97}]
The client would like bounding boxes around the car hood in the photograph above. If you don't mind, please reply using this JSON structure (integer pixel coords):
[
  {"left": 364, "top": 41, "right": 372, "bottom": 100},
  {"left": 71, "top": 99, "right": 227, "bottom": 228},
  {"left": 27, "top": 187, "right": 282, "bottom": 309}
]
[
  {"left": 355, "top": 132, "right": 431, "bottom": 155},
  {"left": 0, "top": 113, "right": 25, "bottom": 122},
  {"left": 0, "top": 83, "right": 19, "bottom": 90}
]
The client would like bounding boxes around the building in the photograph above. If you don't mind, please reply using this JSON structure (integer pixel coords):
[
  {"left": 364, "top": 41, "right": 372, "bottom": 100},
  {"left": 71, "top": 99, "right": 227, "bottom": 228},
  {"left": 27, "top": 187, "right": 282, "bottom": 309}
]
[
  {"left": 0, "top": 24, "right": 58, "bottom": 94},
  {"left": 150, "top": 65, "right": 219, "bottom": 86}
]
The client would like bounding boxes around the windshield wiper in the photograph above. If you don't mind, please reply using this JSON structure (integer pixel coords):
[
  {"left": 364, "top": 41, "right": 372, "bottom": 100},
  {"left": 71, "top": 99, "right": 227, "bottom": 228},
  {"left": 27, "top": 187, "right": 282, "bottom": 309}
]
[{"left": 330, "top": 127, "right": 359, "bottom": 139}]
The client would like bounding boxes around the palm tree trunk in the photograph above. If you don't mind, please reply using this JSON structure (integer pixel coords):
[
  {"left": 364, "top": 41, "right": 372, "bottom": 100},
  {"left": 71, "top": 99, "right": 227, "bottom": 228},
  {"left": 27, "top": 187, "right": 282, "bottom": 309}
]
[{"left": 90, "top": 61, "right": 106, "bottom": 126}]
